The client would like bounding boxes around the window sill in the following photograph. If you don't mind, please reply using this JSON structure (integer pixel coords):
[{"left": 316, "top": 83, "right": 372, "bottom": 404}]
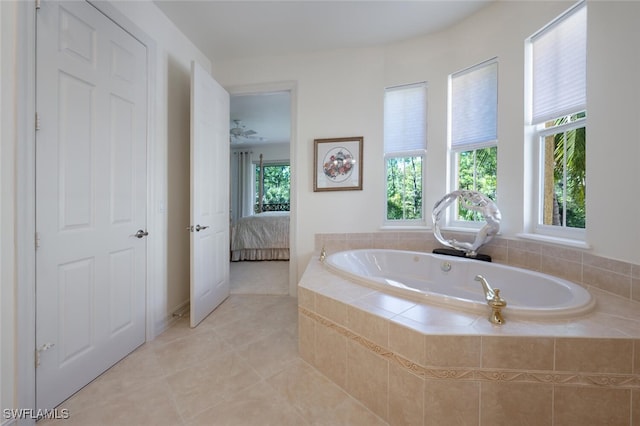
[
  {"left": 380, "top": 225, "right": 432, "bottom": 231},
  {"left": 516, "top": 232, "right": 590, "bottom": 250}
]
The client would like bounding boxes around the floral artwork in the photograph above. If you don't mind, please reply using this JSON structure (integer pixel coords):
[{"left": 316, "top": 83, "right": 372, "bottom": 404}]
[
  {"left": 323, "top": 147, "right": 354, "bottom": 182},
  {"left": 314, "top": 137, "right": 363, "bottom": 191}
]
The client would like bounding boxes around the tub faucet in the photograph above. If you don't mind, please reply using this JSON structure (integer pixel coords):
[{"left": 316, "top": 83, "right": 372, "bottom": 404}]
[
  {"left": 474, "top": 275, "right": 507, "bottom": 325},
  {"left": 319, "top": 247, "right": 327, "bottom": 262},
  {"left": 475, "top": 275, "right": 496, "bottom": 301}
]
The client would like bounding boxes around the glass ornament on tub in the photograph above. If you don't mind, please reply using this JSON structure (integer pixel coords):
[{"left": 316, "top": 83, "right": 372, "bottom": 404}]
[{"left": 432, "top": 190, "right": 501, "bottom": 261}]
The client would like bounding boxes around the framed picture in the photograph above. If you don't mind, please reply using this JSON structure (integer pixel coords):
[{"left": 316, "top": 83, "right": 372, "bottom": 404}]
[{"left": 314, "top": 137, "right": 363, "bottom": 192}]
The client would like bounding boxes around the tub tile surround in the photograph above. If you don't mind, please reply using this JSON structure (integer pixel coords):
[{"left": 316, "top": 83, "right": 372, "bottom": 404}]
[{"left": 298, "top": 233, "right": 640, "bottom": 425}]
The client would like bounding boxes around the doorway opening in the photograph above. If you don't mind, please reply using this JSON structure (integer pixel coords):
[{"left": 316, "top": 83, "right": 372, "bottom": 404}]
[{"left": 228, "top": 84, "right": 297, "bottom": 296}]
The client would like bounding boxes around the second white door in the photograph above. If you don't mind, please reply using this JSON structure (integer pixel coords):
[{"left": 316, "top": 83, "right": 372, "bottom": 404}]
[{"left": 189, "top": 61, "right": 230, "bottom": 327}]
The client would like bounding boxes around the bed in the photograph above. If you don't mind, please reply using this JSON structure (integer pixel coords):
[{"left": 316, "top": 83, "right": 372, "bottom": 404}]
[{"left": 230, "top": 211, "right": 290, "bottom": 261}]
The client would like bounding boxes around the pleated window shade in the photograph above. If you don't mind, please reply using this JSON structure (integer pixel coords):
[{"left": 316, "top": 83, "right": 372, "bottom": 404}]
[
  {"left": 531, "top": 2, "right": 587, "bottom": 125},
  {"left": 451, "top": 59, "right": 498, "bottom": 151},
  {"left": 384, "top": 82, "right": 427, "bottom": 154}
]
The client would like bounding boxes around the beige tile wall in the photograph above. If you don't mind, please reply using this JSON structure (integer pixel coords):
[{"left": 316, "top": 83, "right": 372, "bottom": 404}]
[
  {"left": 299, "top": 302, "right": 640, "bottom": 425},
  {"left": 299, "top": 232, "right": 640, "bottom": 425}
]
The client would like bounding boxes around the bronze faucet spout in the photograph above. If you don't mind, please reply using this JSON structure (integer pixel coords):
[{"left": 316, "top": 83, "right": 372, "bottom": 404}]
[
  {"left": 475, "top": 275, "right": 507, "bottom": 325},
  {"left": 474, "top": 274, "right": 495, "bottom": 301}
]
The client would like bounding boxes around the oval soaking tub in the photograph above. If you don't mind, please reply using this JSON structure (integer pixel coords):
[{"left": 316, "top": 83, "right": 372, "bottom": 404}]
[{"left": 324, "top": 249, "right": 595, "bottom": 319}]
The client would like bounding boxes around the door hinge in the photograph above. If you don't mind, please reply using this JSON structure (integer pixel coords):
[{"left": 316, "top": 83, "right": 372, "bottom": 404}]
[
  {"left": 35, "top": 343, "right": 55, "bottom": 368},
  {"left": 35, "top": 112, "right": 41, "bottom": 131},
  {"left": 35, "top": 0, "right": 41, "bottom": 10},
  {"left": 35, "top": 232, "right": 41, "bottom": 249}
]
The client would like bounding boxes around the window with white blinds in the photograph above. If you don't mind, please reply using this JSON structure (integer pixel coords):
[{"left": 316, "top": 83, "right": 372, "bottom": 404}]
[
  {"left": 531, "top": 1, "right": 586, "bottom": 125},
  {"left": 384, "top": 82, "right": 427, "bottom": 154},
  {"left": 527, "top": 1, "right": 587, "bottom": 240},
  {"left": 451, "top": 59, "right": 498, "bottom": 151},
  {"left": 383, "top": 82, "right": 427, "bottom": 224}
]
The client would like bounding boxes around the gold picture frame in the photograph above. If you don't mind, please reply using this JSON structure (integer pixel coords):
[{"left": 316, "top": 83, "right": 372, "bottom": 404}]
[{"left": 313, "top": 137, "right": 363, "bottom": 192}]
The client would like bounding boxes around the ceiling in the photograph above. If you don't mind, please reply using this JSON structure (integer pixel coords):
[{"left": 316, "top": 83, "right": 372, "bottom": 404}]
[
  {"left": 229, "top": 91, "right": 291, "bottom": 147},
  {"left": 153, "top": 0, "right": 493, "bottom": 146}
]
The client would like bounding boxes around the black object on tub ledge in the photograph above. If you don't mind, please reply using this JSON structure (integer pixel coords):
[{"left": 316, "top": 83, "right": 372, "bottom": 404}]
[{"left": 432, "top": 248, "right": 492, "bottom": 262}]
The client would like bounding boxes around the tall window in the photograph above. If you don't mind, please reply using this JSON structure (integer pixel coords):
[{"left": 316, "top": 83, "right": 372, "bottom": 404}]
[
  {"left": 384, "top": 82, "right": 427, "bottom": 225},
  {"left": 450, "top": 59, "right": 498, "bottom": 223},
  {"left": 255, "top": 163, "right": 290, "bottom": 212},
  {"left": 529, "top": 2, "right": 586, "bottom": 238}
]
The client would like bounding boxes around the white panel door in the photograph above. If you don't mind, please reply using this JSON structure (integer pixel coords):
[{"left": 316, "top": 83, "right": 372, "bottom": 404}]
[
  {"left": 189, "top": 61, "right": 230, "bottom": 327},
  {"left": 35, "top": 0, "right": 147, "bottom": 409}
]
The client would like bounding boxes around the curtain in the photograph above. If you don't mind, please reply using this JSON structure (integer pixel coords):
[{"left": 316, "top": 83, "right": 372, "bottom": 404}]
[{"left": 232, "top": 151, "right": 254, "bottom": 223}]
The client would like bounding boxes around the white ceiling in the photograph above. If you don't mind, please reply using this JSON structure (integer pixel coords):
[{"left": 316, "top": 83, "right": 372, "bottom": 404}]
[
  {"left": 154, "top": 1, "right": 492, "bottom": 61},
  {"left": 153, "top": 0, "right": 493, "bottom": 145},
  {"left": 229, "top": 91, "right": 291, "bottom": 146}
]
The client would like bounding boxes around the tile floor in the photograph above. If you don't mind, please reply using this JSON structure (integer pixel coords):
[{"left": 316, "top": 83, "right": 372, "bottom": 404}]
[
  {"left": 229, "top": 260, "right": 289, "bottom": 295},
  {"left": 40, "top": 262, "right": 387, "bottom": 425}
]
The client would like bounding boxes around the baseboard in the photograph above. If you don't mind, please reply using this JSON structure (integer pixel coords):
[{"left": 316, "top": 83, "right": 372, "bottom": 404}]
[{"left": 152, "top": 299, "right": 189, "bottom": 340}]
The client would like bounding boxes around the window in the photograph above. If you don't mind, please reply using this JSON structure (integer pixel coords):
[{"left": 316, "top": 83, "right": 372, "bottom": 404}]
[
  {"left": 383, "top": 82, "right": 427, "bottom": 225},
  {"left": 450, "top": 59, "right": 498, "bottom": 223},
  {"left": 529, "top": 2, "right": 586, "bottom": 238},
  {"left": 255, "top": 163, "right": 290, "bottom": 212}
]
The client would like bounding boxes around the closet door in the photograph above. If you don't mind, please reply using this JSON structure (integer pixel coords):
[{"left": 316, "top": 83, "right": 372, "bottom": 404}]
[{"left": 36, "top": 0, "right": 148, "bottom": 409}]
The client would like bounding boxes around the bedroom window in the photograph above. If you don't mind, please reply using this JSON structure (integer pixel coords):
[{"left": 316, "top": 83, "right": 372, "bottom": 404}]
[
  {"left": 255, "top": 163, "right": 290, "bottom": 212},
  {"left": 528, "top": 1, "right": 586, "bottom": 239},
  {"left": 449, "top": 59, "right": 498, "bottom": 224},
  {"left": 383, "top": 82, "right": 427, "bottom": 226}
]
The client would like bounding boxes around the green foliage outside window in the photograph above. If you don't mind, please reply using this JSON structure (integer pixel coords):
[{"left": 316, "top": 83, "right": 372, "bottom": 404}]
[
  {"left": 255, "top": 164, "right": 290, "bottom": 211},
  {"left": 553, "top": 127, "right": 585, "bottom": 228},
  {"left": 545, "top": 113, "right": 586, "bottom": 229},
  {"left": 457, "top": 146, "right": 497, "bottom": 221},
  {"left": 386, "top": 156, "right": 423, "bottom": 220}
]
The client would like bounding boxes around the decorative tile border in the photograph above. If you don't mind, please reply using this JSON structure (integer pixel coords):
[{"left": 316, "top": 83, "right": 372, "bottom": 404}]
[{"left": 299, "top": 306, "right": 640, "bottom": 390}]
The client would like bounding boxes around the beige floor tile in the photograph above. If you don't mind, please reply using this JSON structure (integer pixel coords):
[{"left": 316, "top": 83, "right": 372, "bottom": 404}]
[
  {"left": 40, "top": 263, "right": 386, "bottom": 425},
  {"left": 235, "top": 328, "right": 299, "bottom": 379},
  {"left": 266, "top": 359, "right": 387, "bottom": 426},
  {"left": 58, "top": 343, "right": 164, "bottom": 415},
  {"left": 152, "top": 315, "right": 213, "bottom": 345},
  {"left": 41, "top": 378, "right": 182, "bottom": 426},
  {"left": 230, "top": 260, "right": 289, "bottom": 295},
  {"left": 187, "top": 380, "right": 308, "bottom": 426},
  {"left": 166, "top": 351, "right": 262, "bottom": 420},
  {"left": 153, "top": 327, "right": 234, "bottom": 375}
]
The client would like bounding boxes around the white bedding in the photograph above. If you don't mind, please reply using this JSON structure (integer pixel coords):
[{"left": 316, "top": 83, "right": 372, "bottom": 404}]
[{"left": 231, "top": 211, "right": 290, "bottom": 261}]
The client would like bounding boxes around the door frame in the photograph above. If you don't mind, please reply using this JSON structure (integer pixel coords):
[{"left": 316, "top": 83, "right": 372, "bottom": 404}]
[
  {"left": 226, "top": 81, "right": 298, "bottom": 296},
  {"left": 15, "top": 1, "right": 158, "bottom": 415}
]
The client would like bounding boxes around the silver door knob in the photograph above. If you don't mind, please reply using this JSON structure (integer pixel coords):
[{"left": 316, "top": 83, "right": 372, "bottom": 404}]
[
  {"left": 195, "top": 224, "right": 209, "bottom": 232},
  {"left": 134, "top": 229, "right": 149, "bottom": 239}
]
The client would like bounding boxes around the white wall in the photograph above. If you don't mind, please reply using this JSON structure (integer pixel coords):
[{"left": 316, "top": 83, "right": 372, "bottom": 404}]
[
  {"left": 586, "top": 1, "right": 640, "bottom": 261},
  {"left": 216, "top": 47, "right": 387, "bottom": 282},
  {"left": 212, "top": 0, "right": 640, "bottom": 280},
  {"left": 0, "top": 0, "right": 210, "bottom": 416}
]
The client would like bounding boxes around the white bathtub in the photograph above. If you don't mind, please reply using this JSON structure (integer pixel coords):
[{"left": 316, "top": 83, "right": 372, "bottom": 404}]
[{"left": 324, "top": 249, "right": 595, "bottom": 319}]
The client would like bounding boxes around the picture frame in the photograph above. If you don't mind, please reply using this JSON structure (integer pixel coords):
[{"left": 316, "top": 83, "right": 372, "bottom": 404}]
[{"left": 313, "top": 137, "right": 363, "bottom": 192}]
